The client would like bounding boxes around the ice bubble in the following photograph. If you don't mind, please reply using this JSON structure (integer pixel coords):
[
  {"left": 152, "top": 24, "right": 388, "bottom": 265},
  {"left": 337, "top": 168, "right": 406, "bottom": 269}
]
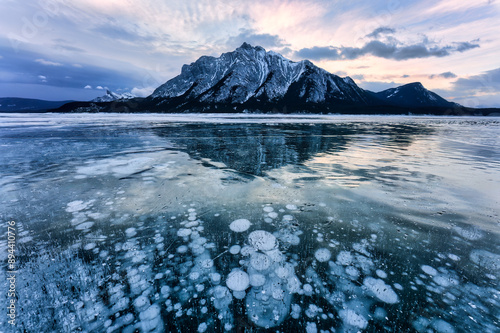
[
  {"left": 177, "top": 245, "right": 188, "bottom": 254},
  {"left": 314, "top": 248, "right": 331, "bottom": 262},
  {"left": 337, "top": 251, "right": 354, "bottom": 266},
  {"left": 125, "top": 228, "right": 137, "bottom": 237},
  {"left": 339, "top": 309, "right": 368, "bottom": 329},
  {"left": 249, "top": 274, "right": 266, "bottom": 287},
  {"left": 287, "top": 276, "right": 301, "bottom": 293},
  {"left": 248, "top": 230, "right": 277, "bottom": 251},
  {"left": 286, "top": 204, "right": 298, "bottom": 210},
  {"left": 133, "top": 295, "right": 150, "bottom": 312},
  {"left": 373, "top": 307, "right": 387, "bottom": 320},
  {"left": 240, "top": 245, "right": 256, "bottom": 256},
  {"left": 376, "top": 269, "right": 388, "bottom": 279},
  {"left": 470, "top": 249, "right": 500, "bottom": 273},
  {"left": 250, "top": 252, "right": 272, "bottom": 271},
  {"left": 200, "top": 259, "right": 214, "bottom": 269},
  {"left": 66, "top": 200, "right": 90, "bottom": 213},
  {"left": 139, "top": 303, "right": 160, "bottom": 321},
  {"left": 198, "top": 322, "right": 208, "bottom": 333},
  {"left": 363, "top": 277, "right": 399, "bottom": 304},
  {"left": 84, "top": 243, "right": 96, "bottom": 250},
  {"left": 303, "top": 284, "right": 313, "bottom": 296},
  {"left": 212, "top": 286, "right": 232, "bottom": 310},
  {"left": 210, "top": 273, "right": 221, "bottom": 284},
  {"left": 75, "top": 222, "right": 94, "bottom": 230},
  {"left": 291, "top": 304, "right": 301, "bottom": 319},
  {"left": 306, "top": 322, "right": 317, "bottom": 333},
  {"left": 229, "top": 219, "right": 251, "bottom": 232},
  {"left": 263, "top": 206, "right": 274, "bottom": 213},
  {"left": 232, "top": 290, "right": 246, "bottom": 299},
  {"left": 265, "top": 248, "right": 284, "bottom": 263},
  {"left": 275, "top": 265, "right": 291, "bottom": 279},
  {"left": 283, "top": 215, "right": 293, "bottom": 221},
  {"left": 431, "top": 319, "right": 455, "bottom": 333},
  {"left": 226, "top": 269, "right": 250, "bottom": 291},
  {"left": 229, "top": 245, "right": 241, "bottom": 255},
  {"left": 177, "top": 228, "right": 192, "bottom": 237},
  {"left": 345, "top": 266, "right": 360, "bottom": 278},
  {"left": 268, "top": 212, "right": 278, "bottom": 219},
  {"left": 160, "top": 286, "right": 170, "bottom": 296},
  {"left": 448, "top": 254, "right": 460, "bottom": 261},
  {"left": 421, "top": 265, "right": 438, "bottom": 276}
]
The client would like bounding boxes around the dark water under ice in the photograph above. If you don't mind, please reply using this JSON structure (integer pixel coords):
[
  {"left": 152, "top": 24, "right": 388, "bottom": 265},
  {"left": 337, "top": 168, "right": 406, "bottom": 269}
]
[{"left": 0, "top": 113, "right": 499, "bottom": 332}]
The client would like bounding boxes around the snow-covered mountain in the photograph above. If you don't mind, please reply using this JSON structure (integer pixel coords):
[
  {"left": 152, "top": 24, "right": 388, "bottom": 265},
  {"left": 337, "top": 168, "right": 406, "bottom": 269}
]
[
  {"left": 148, "top": 42, "right": 372, "bottom": 111},
  {"left": 370, "top": 82, "right": 458, "bottom": 108},
  {"left": 92, "top": 90, "right": 135, "bottom": 102}
]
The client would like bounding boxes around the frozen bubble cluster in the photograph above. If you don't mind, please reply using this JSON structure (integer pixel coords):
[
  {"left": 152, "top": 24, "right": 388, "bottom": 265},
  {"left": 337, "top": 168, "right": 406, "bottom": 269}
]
[{"left": 5, "top": 200, "right": 499, "bottom": 333}]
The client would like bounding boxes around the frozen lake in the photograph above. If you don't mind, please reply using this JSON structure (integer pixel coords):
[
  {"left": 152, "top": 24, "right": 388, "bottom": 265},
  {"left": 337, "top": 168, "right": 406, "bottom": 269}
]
[{"left": 0, "top": 113, "right": 499, "bottom": 332}]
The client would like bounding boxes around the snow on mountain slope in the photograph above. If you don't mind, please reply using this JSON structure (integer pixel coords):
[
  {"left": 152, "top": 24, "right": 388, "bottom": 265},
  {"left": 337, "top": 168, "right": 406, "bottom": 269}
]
[{"left": 150, "top": 43, "right": 370, "bottom": 107}]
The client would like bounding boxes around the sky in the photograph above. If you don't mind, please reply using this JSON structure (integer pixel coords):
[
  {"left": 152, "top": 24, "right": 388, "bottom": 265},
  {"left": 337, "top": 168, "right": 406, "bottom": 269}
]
[{"left": 0, "top": 0, "right": 499, "bottom": 107}]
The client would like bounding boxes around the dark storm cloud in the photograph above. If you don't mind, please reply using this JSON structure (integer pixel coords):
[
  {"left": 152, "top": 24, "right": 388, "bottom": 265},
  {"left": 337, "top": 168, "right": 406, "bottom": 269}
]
[
  {"left": 452, "top": 67, "right": 500, "bottom": 93},
  {"left": 366, "top": 27, "right": 396, "bottom": 39},
  {"left": 429, "top": 71, "right": 457, "bottom": 79},
  {"left": 295, "top": 39, "right": 480, "bottom": 61},
  {"left": 0, "top": 44, "right": 142, "bottom": 91}
]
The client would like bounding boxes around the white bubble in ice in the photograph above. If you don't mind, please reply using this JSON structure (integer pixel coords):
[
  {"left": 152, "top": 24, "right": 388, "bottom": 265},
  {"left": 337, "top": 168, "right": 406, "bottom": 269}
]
[
  {"left": 303, "top": 284, "right": 313, "bottom": 296},
  {"left": 268, "top": 212, "right": 278, "bottom": 219},
  {"left": 421, "top": 265, "right": 438, "bottom": 276},
  {"left": 177, "top": 245, "right": 188, "bottom": 253},
  {"left": 306, "top": 322, "right": 317, "bottom": 333},
  {"left": 232, "top": 290, "right": 246, "bottom": 299},
  {"left": 229, "top": 219, "right": 251, "bottom": 232},
  {"left": 431, "top": 319, "right": 456, "bottom": 333},
  {"left": 84, "top": 243, "right": 96, "bottom": 250},
  {"left": 376, "top": 269, "right": 388, "bottom": 279},
  {"left": 198, "top": 322, "right": 208, "bottom": 333},
  {"left": 249, "top": 274, "right": 266, "bottom": 287},
  {"left": 125, "top": 227, "right": 137, "bottom": 237},
  {"left": 248, "top": 230, "right": 277, "bottom": 251},
  {"left": 177, "top": 228, "right": 192, "bottom": 237},
  {"left": 229, "top": 245, "right": 241, "bottom": 255},
  {"left": 75, "top": 222, "right": 94, "bottom": 230},
  {"left": 250, "top": 252, "right": 272, "bottom": 271},
  {"left": 226, "top": 269, "right": 250, "bottom": 291},
  {"left": 240, "top": 245, "right": 256, "bottom": 256},
  {"left": 263, "top": 206, "right": 274, "bottom": 213},
  {"left": 314, "top": 248, "right": 331, "bottom": 262},
  {"left": 339, "top": 309, "right": 368, "bottom": 329},
  {"left": 363, "top": 277, "right": 399, "bottom": 304},
  {"left": 286, "top": 204, "right": 298, "bottom": 210},
  {"left": 210, "top": 273, "right": 221, "bottom": 284},
  {"left": 287, "top": 276, "right": 301, "bottom": 293},
  {"left": 133, "top": 295, "right": 150, "bottom": 312},
  {"left": 201, "top": 259, "right": 214, "bottom": 269},
  {"left": 282, "top": 215, "right": 293, "bottom": 221}
]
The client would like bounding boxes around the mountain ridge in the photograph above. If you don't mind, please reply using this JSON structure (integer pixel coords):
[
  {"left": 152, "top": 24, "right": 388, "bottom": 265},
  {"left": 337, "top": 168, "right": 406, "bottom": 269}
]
[{"left": 47, "top": 43, "right": 498, "bottom": 115}]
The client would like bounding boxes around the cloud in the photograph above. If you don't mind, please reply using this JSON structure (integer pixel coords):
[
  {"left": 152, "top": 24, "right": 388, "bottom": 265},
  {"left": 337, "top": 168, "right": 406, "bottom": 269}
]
[
  {"left": 226, "top": 28, "right": 288, "bottom": 50},
  {"left": 429, "top": 71, "right": 457, "bottom": 79},
  {"left": 38, "top": 75, "right": 47, "bottom": 82},
  {"left": 84, "top": 85, "right": 92, "bottom": 89},
  {"left": 436, "top": 67, "right": 500, "bottom": 107},
  {"left": 73, "top": 64, "right": 83, "bottom": 68},
  {"left": 401, "top": 74, "right": 410, "bottom": 78},
  {"left": 96, "top": 85, "right": 104, "bottom": 90},
  {"left": 366, "top": 27, "right": 396, "bottom": 39},
  {"left": 35, "top": 58, "right": 63, "bottom": 66},
  {"left": 452, "top": 67, "right": 500, "bottom": 93},
  {"left": 295, "top": 39, "right": 480, "bottom": 61},
  {"left": 131, "top": 86, "right": 155, "bottom": 97}
]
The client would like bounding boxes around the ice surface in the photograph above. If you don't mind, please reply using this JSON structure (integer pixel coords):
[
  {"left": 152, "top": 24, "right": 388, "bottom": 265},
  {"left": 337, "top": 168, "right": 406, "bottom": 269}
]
[{"left": 3, "top": 114, "right": 499, "bottom": 333}]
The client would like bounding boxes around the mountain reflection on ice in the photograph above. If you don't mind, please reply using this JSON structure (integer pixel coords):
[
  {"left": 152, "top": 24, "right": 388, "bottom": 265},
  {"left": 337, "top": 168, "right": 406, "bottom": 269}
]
[{"left": 0, "top": 114, "right": 499, "bottom": 332}]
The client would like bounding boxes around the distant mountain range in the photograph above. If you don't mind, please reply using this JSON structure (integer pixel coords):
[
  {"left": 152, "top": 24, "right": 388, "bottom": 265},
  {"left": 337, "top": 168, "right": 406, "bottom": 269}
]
[
  {"left": 2, "top": 43, "right": 499, "bottom": 115},
  {"left": 0, "top": 97, "right": 74, "bottom": 113}
]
